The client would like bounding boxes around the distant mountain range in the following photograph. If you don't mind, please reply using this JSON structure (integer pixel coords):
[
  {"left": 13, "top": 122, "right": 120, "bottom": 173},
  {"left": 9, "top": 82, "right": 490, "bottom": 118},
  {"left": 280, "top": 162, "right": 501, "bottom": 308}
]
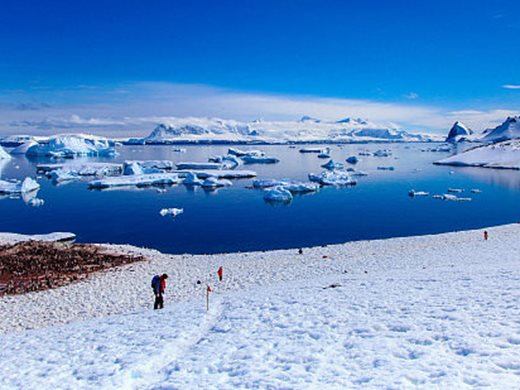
[
  {"left": 142, "top": 116, "right": 436, "bottom": 144},
  {"left": 445, "top": 116, "right": 520, "bottom": 143}
]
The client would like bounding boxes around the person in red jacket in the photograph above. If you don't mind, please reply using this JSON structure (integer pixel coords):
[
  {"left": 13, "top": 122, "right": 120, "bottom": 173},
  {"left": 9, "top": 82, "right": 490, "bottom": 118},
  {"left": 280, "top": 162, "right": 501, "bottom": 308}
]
[{"left": 152, "top": 273, "right": 169, "bottom": 310}]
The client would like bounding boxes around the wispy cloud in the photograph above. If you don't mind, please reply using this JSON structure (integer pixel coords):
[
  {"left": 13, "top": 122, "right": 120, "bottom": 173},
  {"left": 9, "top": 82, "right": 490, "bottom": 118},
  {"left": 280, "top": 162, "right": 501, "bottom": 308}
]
[
  {"left": 405, "top": 92, "right": 419, "bottom": 100},
  {"left": 502, "top": 84, "right": 520, "bottom": 90},
  {"left": 0, "top": 82, "right": 518, "bottom": 137}
]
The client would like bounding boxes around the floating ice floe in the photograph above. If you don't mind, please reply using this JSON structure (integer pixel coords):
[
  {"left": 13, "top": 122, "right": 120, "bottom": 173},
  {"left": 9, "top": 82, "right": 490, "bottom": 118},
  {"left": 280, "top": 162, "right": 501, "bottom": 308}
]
[
  {"left": 346, "top": 156, "right": 359, "bottom": 164},
  {"left": 182, "top": 172, "right": 204, "bottom": 186},
  {"left": 176, "top": 162, "right": 223, "bottom": 170},
  {"left": 358, "top": 150, "right": 371, "bottom": 156},
  {"left": 346, "top": 168, "right": 368, "bottom": 177},
  {"left": 377, "top": 166, "right": 395, "bottom": 171},
  {"left": 263, "top": 186, "right": 293, "bottom": 203},
  {"left": 299, "top": 147, "right": 323, "bottom": 153},
  {"left": 0, "top": 177, "right": 40, "bottom": 194},
  {"left": 125, "top": 160, "right": 176, "bottom": 171},
  {"left": 408, "top": 190, "right": 429, "bottom": 197},
  {"left": 228, "top": 148, "right": 264, "bottom": 157},
  {"left": 373, "top": 149, "right": 392, "bottom": 157},
  {"left": 89, "top": 173, "right": 182, "bottom": 189},
  {"left": 10, "top": 141, "right": 38, "bottom": 155},
  {"left": 26, "top": 134, "right": 117, "bottom": 158},
  {"left": 201, "top": 177, "right": 233, "bottom": 189},
  {"left": 447, "top": 188, "right": 464, "bottom": 193},
  {"left": 208, "top": 155, "right": 241, "bottom": 169},
  {"left": 241, "top": 155, "right": 280, "bottom": 164},
  {"left": 0, "top": 146, "right": 12, "bottom": 160},
  {"left": 470, "top": 189, "right": 482, "bottom": 193},
  {"left": 172, "top": 148, "right": 186, "bottom": 153},
  {"left": 309, "top": 170, "right": 357, "bottom": 186},
  {"left": 433, "top": 194, "right": 472, "bottom": 202},
  {"left": 159, "top": 208, "right": 184, "bottom": 217},
  {"left": 252, "top": 179, "right": 318, "bottom": 194},
  {"left": 317, "top": 152, "right": 330, "bottom": 159},
  {"left": 321, "top": 160, "right": 344, "bottom": 170},
  {"left": 175, "top": 169, "right": 256, "bottom": 179}
]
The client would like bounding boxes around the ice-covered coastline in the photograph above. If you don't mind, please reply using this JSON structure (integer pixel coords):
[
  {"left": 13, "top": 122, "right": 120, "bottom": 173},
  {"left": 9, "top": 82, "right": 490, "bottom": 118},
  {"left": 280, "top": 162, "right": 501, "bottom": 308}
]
[{"left": 0, "top": 224, "right": 519, "bottom": 388}]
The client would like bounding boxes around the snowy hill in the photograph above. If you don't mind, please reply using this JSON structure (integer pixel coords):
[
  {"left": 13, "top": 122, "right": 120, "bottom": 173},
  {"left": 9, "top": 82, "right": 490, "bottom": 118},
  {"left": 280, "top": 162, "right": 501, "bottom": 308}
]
[
  {"left": 445, "top": 121, "right": 473, "bottom": 143},
  {"left": 1, "top": 225, "right": 519, "bottom": 388},
  {"left": 143, "top": 117, "right": 436, "bottom": 144},
  {"left": 435, "top": 139, "right": 520, "bottom": 169},
  {"left": 481, "top": 116, "right": 520, "bottom": 142}
]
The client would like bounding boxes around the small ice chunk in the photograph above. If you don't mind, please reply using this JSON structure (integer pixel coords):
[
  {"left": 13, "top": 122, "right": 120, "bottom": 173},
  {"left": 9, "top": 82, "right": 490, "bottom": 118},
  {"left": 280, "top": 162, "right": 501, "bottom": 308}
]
[
  {"left": 172, "top": 148, "right": 186, "bottom": 153},
  {"left": 377, "top": 166, "right": 395, "bottom": 171},
  {"left": 321, "top": 160, "right": 344, "bottom": 170},
  {"left": 299, "top": 147, "right": 324, "bottom": 153},
  {"left": 408, "top": 190, "right": 429, "bottom": 197},
  {"left": 201, "top": 177, "right": 233, "bottom": 189},
  {"left": 263, "top": 186, "right": 293, "bottom": 202},
  {"left": 470, "top": 189, "right": 482, "bottom": 193},
  {"left": 447, "top": 188, "right": 464, "bottom": 193},
  {"left": 160, "top": 208, "right": 184, "bottom": 217},
  {"left": 241, "top": 155, "right": 279, "bottom": 164},
  {"left": 309, "top": 170, "right": 357, "bottom": 186},
  {"left": 346, "top": 156, "right": 359, "bottom": 164},
  {"left": 373, "top": 149, "right": 392, "bottom": 157},
  {"left": 27, "top": 198, "right": 45, "bottom": 207}
]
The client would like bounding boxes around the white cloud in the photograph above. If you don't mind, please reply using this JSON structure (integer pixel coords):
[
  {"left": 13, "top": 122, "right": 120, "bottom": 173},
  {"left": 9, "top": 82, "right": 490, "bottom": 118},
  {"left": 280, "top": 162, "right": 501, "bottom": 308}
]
[
  {"left": 0, "top": 82, "right": 518, "bottom": 137},
  {"left": 502, "top": 84, "right": 520, "bottom": 90},
  {"left": 406, "top": 92, "right": 419, "bottom": 100}
]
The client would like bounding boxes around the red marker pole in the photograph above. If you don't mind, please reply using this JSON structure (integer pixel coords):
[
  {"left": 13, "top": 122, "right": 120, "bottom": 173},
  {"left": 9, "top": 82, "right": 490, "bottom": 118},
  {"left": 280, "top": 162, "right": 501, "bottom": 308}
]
[
  {"left": 206, "top": 285, "right": 212, "bottom": 311},
  {"left": 218, "top": 266, "right": 223, "bottom": 282}
]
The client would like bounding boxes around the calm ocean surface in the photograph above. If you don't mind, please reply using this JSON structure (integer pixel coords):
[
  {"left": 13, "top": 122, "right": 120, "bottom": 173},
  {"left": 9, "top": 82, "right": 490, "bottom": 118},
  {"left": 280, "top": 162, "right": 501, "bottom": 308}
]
[{"left": 1, "top": 143, "right": 519, "bottom": 254}]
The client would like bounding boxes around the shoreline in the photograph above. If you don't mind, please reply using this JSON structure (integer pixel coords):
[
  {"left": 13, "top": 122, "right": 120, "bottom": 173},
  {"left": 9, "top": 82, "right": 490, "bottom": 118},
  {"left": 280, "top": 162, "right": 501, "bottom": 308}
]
[{"left": 0, "top": 222, "right": 515, "bottom": 334}]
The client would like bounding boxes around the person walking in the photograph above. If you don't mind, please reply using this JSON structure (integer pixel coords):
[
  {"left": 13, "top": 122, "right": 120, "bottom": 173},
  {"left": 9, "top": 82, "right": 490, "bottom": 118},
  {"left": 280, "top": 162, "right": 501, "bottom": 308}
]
[{"left": 151, "top": 273, "right": 169, "bottom": 310}]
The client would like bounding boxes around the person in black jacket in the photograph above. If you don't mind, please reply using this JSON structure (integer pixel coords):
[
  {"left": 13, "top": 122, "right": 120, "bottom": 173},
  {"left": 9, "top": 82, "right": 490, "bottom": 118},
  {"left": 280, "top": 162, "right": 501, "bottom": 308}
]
[{"left": 151, "top": 273, "right": 169, "bottom": 310}]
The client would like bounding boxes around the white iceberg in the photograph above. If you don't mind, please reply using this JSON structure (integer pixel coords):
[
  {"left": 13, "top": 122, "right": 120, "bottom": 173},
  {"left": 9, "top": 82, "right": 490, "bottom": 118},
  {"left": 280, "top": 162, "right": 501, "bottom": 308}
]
[
  {"left": 0, "top": 146, "right": 11, "bottom": 160},
  {"left": 228, "top": 148, "right": 265, "bottom": 157},
  {"left": 408, "top": 190, "right": 429, "bottom": 197},
  {"left": 208, "top": 155, "right": 241, "bottom": 169},
  {"left": 10, "top": 141, "right": 39, "bottom": 155},
  {"left": 175, "top": 169, "right": 256, "bottom": 179},
  {"left": 309, "top": 170, "right": 357, "bottom": 186},
  {"left": 263, "top": 186, "right": 293, "bottom": 202},
  {"left": 373, "top": 149, "right": 392, "bottom": 157},
  {"left": 0, "top": 177, "right": 40, "bottom": 194},
  {"left": 321, "top": 160, "right": 344, "bottom": 170},
  {"left": 252, "top": 179, "right": 318, "bottom": 194},
  {"left": 159, "top": 208, "right": 184, "bottom": 217},
  {"left": 201, "top": 177, "right": 233, "bottom": 189},
  {"left": 89, "top": 173, "right": 181, "bottom": 189},
  {"left": 26, "top": 134, "right": 117, "bottom": 158},
  {"left": 241, "top": 155, "right": 279, "bottom": 164},
  {"left": 182, "top": 172, "right": 204, "bottom": 186}
]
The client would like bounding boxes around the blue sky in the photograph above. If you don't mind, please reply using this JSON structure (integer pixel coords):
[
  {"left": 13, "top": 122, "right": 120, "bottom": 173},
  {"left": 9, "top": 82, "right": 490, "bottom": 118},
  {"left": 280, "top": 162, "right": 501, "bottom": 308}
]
[{"left": 0, "top": 0, "right": 519, "bottom": 135}]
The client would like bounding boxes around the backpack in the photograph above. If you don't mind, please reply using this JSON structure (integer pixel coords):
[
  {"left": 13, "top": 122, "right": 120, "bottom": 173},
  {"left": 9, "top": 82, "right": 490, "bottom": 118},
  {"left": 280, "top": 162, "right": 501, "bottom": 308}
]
[{"left": 151, "top": 275, "right": 160, "bottom": 290}]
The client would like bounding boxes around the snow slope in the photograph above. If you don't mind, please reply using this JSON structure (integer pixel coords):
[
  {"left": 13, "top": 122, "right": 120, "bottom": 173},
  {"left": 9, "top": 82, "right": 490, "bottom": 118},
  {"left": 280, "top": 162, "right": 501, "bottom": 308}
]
[
  {"left": 0, "top": 146, "right": 11, "bottom": 160},
  {"left": 481, "top": 116, "right": 520, "bottom": 142},
  {"left": 0, "top": 224, "right": 519, "bottom": 388},
  {"left": 143, "top": 117, "right": 436, "bottom": 143},
  {"left": 435, "top": 139, "right": 520, "bottom": 169}
]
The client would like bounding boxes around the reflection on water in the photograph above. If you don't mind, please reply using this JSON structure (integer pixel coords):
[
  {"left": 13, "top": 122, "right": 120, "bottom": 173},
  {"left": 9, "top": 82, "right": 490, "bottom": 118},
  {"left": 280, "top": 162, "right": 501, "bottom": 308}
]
[{"left": 1, "top": 143, "right": 520, "bottom": 254}]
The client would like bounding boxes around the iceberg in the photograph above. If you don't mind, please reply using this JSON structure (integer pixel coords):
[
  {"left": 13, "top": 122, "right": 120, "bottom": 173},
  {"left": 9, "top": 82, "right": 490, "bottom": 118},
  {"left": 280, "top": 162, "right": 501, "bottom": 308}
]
[
  {"left": 373, "top": 149, "right": 392, "bottom": 157},
  {"left": 26, "top": 134, "right": 117, "bottom": 158},
  {"left": 321, "top": 160, "right": 344, "bottom": 170},
  {"left": 299, "top": 147, "right": 324, "bottom": 153},
  {"left": 122, "top": 162, "right": 162, "bottom": 175},
  {"left": 241, "top": 155, "right": 280, "bottom": 164},
  {"left": 252, "top": 179, "right": 318, "bottom": 193},
  {"left": 228, "top": 148, "right": 265, "bottom": 157},
  {"left": 39, "top": 162, "right": 123, "bottom": 176},
  {"left": 89, "top": 173, "right": 181, "bottom": 189},
  {"left": 408, "top": 190, "right": 429, "bottom": 197},
  {"left": 175, "top": 169, "right": 256, "bottom": 179},
  {"left": 182, "top": 172, "right": 204, "bottom": 186},
  {"left": 0, "top": 146, "right": 11, "bottom": 160},
  {"left": 345, "top": 156, "right": 359, "bottom": 164},
  {"left": 208, "top": 155, "right": 241, "bottom": 169},
  {"left": 10, "top": 141, "right": 39, "bottom": 155},
  {"left": 308, "top": 170, "right": 357, "bottom": 186},
  {"left": 263, "top": 186, "right": 293, "bottom": 203},
  {"left": 0, "top": 177, "right": 40, "bottom": 194},
  {"left": 159, "top": 208, "right": 184, "bottom": 217},
  {"left": 201, "top": 177, "right": 233, "bottom": 189},
  {"left": 317, "top": 152, "right": 330, "bottom": 159},
  {"left": 176, "top": 162, "right": 224, "bottom": 170},
  {"left": 124, "top": 160, "right": 176, "bottom": 171}
]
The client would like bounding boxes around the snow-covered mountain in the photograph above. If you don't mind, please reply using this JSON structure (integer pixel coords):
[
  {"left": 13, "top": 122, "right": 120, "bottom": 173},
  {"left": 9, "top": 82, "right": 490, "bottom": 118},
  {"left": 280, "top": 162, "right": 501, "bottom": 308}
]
[
  {"left": 143, "top": 116, "right": 436, "bottom": 143},
  {"left": 481, "top": 116, "right": 520, "bottom": 143},
  {"left": 435, "top": 139, "right": 520, "bottom": 169},
  {"left": 445, "top": 121, "right": 473, "bottom": 143}
]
